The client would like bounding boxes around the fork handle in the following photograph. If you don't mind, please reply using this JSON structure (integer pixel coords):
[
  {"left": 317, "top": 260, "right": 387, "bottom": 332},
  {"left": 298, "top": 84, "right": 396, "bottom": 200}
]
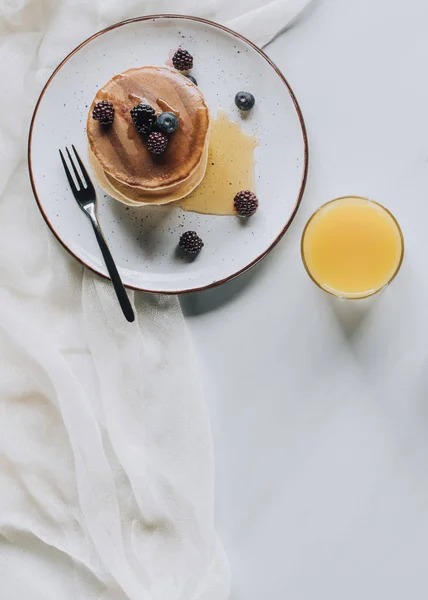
[{"left": 90, "top": 219, "right": 135, "bottom": 323}]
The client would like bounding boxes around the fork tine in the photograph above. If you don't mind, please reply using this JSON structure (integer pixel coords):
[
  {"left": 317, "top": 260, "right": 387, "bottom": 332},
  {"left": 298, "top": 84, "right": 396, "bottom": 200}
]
[
  {"left": 72, "top": 144, "right": 95, "bottom": 193},
  {"left": 59, "top": 149, "right": 78, "bottom": 195},
  {"left": 65, "top": 147, "right": 83, "bottom": 190}
]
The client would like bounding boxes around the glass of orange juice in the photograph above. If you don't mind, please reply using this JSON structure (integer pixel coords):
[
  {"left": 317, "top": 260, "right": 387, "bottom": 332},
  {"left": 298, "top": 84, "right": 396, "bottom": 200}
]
[{"left": 301, "top": 196, "right": 404, "bottom": 299}]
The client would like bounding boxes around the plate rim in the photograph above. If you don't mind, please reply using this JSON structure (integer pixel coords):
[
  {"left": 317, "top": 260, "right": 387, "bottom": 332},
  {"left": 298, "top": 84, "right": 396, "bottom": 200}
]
[{"left": 28, "top": 13, "right": 309, "bottom": 295}]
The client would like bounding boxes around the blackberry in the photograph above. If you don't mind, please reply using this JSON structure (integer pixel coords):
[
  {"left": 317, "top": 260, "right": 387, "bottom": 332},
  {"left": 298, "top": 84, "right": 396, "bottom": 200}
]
[
  {"left": 172, "top": 49, "right": 193, "bottom": 71},
  {"left": 130, "top": 103, "right": 156, "bottom": 135},
  {"left": 92, "top": 100, "right": 115, "bottom": 125},
  {"left": 157, "top": 112, "right": 179, "bottom": 134},
  {"left": 147, "top": 131, "right": 168, "bottom": 155},
  {"left": 234, "top": 190, "right": 259, "bottom": 217},
  {"left": 235, "top": 91, "right": 255, "bottom": 111},
  {"left": 185, "top": 74, "right": 198, "bottom": 85},
  {"left": 179, "top": 231, "right": 204, "bottom": 254}
]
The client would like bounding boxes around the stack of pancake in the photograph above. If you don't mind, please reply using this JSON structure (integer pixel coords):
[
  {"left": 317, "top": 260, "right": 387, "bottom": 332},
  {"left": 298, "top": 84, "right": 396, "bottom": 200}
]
[{"left": 87, "top": 66, "right": 210, "bottom": 205}]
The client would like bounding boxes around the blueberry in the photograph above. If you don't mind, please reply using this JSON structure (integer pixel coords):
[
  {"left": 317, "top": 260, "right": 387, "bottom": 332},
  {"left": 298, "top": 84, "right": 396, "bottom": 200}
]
[
  {"left": 157, "top": 112, "right": 179, "bottom": 134},
  {"left": 235, "top": 91, "right": 255, "bottom": 111},
  {"left": 185, "top": 74, "right": 198, "bottom": 85}
]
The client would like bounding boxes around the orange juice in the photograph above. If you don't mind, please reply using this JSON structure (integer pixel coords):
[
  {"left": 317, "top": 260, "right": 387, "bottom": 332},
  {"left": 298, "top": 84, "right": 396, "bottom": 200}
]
[{"left": 301, "top": 197, "right": 404, "bottom": 299}]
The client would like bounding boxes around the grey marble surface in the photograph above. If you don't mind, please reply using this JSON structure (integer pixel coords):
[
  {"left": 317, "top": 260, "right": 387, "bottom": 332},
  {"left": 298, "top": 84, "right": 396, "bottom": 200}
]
[{"left": 181, "top": 0, "right": 428, "bottom": 596}]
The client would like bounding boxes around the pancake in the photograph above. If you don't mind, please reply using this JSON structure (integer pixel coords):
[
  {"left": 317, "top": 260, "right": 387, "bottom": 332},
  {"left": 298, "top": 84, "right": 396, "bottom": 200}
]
[
  {"left": 88, "top": 143, "right": 209, "bottom": 205},
  {"left": 87, "top": 66, "right": 210, "bottom": 204}
]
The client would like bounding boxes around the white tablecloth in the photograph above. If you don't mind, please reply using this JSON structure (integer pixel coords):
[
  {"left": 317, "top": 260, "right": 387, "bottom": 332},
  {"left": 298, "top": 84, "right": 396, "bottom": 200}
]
[{"left": 0, "top": 1, "right": 310, "bottom": 598}]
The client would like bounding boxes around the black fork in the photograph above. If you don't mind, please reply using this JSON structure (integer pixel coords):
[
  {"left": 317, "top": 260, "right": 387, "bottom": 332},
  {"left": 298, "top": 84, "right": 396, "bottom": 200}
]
[{"left": 59, "top": 145, "right": 135, "bottom": 323}]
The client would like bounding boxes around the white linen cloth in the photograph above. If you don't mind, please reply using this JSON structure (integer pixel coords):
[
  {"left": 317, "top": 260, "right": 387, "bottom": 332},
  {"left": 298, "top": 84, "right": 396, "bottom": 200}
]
[{"left": 0, "top": 1, "right": 310, "bottom": 599}]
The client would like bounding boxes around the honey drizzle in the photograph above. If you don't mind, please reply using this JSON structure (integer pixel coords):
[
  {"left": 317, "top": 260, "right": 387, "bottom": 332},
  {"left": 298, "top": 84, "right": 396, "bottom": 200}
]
[
  {"left": 174, "top": 111, "right": 258, "bottom": 215},
  {"left": 158, "top": 97, "right": 180, "bottom": 116}
]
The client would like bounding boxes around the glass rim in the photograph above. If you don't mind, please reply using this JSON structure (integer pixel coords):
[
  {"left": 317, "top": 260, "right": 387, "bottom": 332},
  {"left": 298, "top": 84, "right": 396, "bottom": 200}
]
[{"left": 301, "top": 195, "right": 405, "bottom": 300}]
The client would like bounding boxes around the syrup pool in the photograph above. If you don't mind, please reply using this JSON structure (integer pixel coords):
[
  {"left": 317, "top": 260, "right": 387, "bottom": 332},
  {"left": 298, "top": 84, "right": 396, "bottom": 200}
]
[{"left": 174, "top": 111, "right": 258, "bottom": 215}]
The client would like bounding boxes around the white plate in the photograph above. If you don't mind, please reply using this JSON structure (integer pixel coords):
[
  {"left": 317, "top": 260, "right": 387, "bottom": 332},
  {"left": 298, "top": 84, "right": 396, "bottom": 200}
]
[{"left": 29, "top": 15, "right": 308, "bottom": 294}]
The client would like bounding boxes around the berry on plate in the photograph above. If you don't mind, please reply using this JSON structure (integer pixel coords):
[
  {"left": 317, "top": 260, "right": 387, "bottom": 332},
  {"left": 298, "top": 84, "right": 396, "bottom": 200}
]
[
  {"left": 185, "top": 74, "right": 198, "bottom": 85},
  {"left": 179, "top": 231, "right": 204, "bottom": 254},
  {"left": 172, "top": 49, "right": 194, "bottom": 71},
  {"left": 234, "top": 190, "right": 259, "bottom": 217},
  {"left": 235, "top": 91, "right": 255, "bottom": 111}
]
